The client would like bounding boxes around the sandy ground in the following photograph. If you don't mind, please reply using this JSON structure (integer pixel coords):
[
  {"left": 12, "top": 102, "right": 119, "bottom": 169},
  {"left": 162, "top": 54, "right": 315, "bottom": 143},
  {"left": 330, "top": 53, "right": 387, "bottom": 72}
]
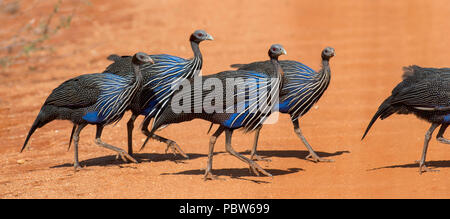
[{"left": 0, "top": 0, "right": 449, "bottom": 199}]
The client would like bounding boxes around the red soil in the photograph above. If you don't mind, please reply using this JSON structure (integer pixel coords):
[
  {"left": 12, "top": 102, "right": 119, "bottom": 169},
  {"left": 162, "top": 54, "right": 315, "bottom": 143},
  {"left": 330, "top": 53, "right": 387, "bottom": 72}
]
[{"left": 0, "top": 0, "right": 449, "bottom": 198}]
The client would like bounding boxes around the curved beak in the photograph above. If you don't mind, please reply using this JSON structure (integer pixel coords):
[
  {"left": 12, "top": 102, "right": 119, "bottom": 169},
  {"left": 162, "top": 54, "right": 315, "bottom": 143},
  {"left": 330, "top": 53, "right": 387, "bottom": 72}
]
[
  {"left": 147, "top": 57, "right": 155, "bottom": 64},
  {"left": 281, "top": 48, "right": 287, "bottom": 55},
  {"left": 206, "top": 34, "right": 214, "bottom": 41}
]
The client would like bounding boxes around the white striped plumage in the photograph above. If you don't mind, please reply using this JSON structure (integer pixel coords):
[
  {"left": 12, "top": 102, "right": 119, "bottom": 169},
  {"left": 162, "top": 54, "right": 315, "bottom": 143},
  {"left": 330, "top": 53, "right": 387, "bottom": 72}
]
[
  {"left": 284, "top": 65, "right": 331, "bottom": 121},
  {"left": 94, "top": 73, "right": 143, "bottom": 124},
  {"left": 144, "top": 54, "right": 203, "bottom": 126},
  {"left": 232, "top": 45, "right": 286, "bottom": 131},
  {"left": 226, "top": 71, "right": 282, "bottom": 131}
]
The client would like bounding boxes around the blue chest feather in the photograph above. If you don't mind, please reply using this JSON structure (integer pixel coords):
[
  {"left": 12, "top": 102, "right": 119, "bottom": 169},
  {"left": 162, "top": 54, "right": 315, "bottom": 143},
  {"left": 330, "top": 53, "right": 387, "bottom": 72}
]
[
  {"left": 443, "top": 114, "right": 450, "bottom": 123},
  {"left": 278, "top": 99, "right": 291, "bottom": 113},
  {"left": 83, "top": 111, "right": 106, "bottom": 123},
  {"left": 140, "top": 99, "right": 160, "bottom": 116},
  {"left": 141, "top": 54, "right": 196, "bottom": 117},
  {"left": 223, "top": 113, "right": 246, "bottom": 128},
  {"left": 223, "top": 103, "right": 250, "bottom": 128},
  {"left": 222, "top": 72, "right": 274, "bottom": 129},
  {"left": 82, "top": 73, "right": 131, "bottom": 123}
]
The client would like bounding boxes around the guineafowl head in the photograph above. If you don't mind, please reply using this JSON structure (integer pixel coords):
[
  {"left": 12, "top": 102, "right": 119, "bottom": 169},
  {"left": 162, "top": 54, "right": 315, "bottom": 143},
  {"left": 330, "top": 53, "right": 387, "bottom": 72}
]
[
  {"left": 132, "top": 52, "right": 154, "bottom": 65},
  {"left": 321, "top": 47, "right": 335, "bottom": 60},
  {"left": 190, "top": 30, "right": 214, "bottom": 43},
  {"left": 268, "top": 44, "right": 287, "bottom": 60}
]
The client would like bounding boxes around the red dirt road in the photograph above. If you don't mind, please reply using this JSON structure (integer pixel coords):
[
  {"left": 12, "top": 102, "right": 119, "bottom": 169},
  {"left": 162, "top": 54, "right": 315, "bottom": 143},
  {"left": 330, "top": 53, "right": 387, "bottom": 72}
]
[{"left": 0, "top": 0, "right": 449, "bottom": 198}]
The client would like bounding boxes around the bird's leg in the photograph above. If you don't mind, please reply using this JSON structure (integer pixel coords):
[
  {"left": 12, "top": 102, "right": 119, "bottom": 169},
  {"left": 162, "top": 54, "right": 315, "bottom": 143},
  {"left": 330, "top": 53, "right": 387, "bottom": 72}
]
[
  {"left": 94, "top": 125, "right": 138, "bottom": 164},
  {"left": 250, "top": 126, "right": 271, "bottom": 162},
  {"left": 224, "top": 129, "right": 272, "bottom": 178},
  {"left": 141, "top": 131, "right": 188, "bottom": 158},
  {"left": 140, "top": 119, "right": 188, "bottom": 158},
  {"left": 153, "top": 134, "right": 188, "bottom": 159},
  {"left": 293, "top": 119, "right": 333, "bottom": 163},
  {"left": 126, "top": 114, "right": 137, "bottom": 156},
  {"left": 139, "top": 118, "right": 153, "bottom": 151},
  {"left": 68, "top": 124, "right": 77, "bottom": 151},
  {"left": 73, "top": 124, "right": 86, "bottom": 171},
  {"left": 419, "top": 123, "right": 440, "bottom": 174},
  {"left": 204, "top": 126, "right": 225, "bottom": 181},
  {"left": 436, "top": 124, "right": 450, "bottom": 144}
]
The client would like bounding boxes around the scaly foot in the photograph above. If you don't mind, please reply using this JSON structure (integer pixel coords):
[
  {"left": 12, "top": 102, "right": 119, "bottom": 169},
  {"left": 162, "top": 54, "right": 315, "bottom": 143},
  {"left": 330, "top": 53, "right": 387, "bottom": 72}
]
[
  {"left": 306, "top": 153, "right": 334, "bottom": 163},
  {"left": 204, "top": 170, "right": 220, "bottom": 181},
  {"left": 248, "top": 160, "right": 272, "bottom": 178},
  {"left": 251, "top": 154, "right": 271, "bottom": 162},
  {"left": 165, "top": 140, "right": 189, "bottom": 159},
  {"left": 73, "top": 162, "right": 83, "bottom": 172},
  {"left": 115, "top": 150, "right": 139, "bottom": 164},
  {"left": 419, "top": 163, "right": 439, "bottom": 175}
]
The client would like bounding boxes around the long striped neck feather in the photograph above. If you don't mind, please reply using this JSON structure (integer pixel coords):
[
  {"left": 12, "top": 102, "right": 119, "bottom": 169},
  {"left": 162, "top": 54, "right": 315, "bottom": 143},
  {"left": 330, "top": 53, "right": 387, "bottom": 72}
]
[{"left": 190, "top": 40, "right": 203, "bottom": 70}]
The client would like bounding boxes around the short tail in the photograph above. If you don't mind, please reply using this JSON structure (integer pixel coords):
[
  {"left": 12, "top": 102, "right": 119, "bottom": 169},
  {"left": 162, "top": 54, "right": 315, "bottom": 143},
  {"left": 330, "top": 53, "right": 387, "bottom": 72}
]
[
  {"left": 139, "top": 123, "right": 158, "bottom": 152},
  {"left": 140, "top": 115, "right": 163, "bottom": 152},
  {"left": 107, "top": 54, "right": 122, "bottom": 62},
  {"left": 207, "top": 123, "right": 214, "bottom": 134},
  {"left": 361, "top": 96, "right": 397, "bottom": 140},
  {"left": 21, "top": 108, "right": 54, "bottom": 152},
  {"left": 67, "top": 124, "right": 76, "bottom": 151},
  {"left": 230, "top": 64, "right": 245, "bottom": 69}
]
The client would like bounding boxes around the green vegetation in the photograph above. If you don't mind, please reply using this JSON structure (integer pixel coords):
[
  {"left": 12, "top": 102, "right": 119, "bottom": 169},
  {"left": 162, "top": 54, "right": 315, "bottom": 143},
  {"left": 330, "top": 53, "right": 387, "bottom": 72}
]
[{"left": 0, "top": 0, "right": 74, "bottom": 68}]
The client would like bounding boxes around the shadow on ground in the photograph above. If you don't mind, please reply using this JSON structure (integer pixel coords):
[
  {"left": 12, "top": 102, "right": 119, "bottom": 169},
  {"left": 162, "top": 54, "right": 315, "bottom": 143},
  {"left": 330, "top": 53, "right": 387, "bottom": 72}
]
[
  {"left": 50, "top": 152, "right": 207, "bottom": 168},
  {"left": 50, "top": 149, "right": 349, "bottom": 169},
  {"left": 241, "top": 149, "right": 350, "bottom": 161},
  {"left": 162, "top": 167, "right": 304, "bottom": 183},
  {"left": 368, "top": 160, "right": 450, "bottom": 171}
]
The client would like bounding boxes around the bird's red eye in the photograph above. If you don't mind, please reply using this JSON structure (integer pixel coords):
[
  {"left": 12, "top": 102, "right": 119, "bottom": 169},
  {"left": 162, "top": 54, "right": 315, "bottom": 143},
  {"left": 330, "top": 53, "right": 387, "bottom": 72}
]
[{"left": 197, "top": 33, "right": 204, "bottom": 37}]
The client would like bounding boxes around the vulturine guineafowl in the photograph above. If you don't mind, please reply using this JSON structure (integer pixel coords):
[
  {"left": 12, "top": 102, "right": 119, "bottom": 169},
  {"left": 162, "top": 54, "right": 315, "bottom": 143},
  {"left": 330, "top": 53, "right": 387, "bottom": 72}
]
[
  {"left": 103, "top": 30, "right": 213, "bottom": 158},
  {"left": 141, "top": 44, "right": 287, "bottom": 180},
  {"left": 362, "top": 65, "right": 450, "bottom": 174},
  {"left": 228, "top": 47, "right": 335, "bottom": 162},
  {"left": 22, "top": 52, "right": 154, "bottom": 170}
]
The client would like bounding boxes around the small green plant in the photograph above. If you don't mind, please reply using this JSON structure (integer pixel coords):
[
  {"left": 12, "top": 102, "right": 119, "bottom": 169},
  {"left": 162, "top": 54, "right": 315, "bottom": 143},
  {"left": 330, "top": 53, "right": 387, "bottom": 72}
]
[
  {"left": 0, "top": 0, "right": 74, "bottom": 68},
  {"left": 0, "top": 57, "right": 11, "bottom": 68}
]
